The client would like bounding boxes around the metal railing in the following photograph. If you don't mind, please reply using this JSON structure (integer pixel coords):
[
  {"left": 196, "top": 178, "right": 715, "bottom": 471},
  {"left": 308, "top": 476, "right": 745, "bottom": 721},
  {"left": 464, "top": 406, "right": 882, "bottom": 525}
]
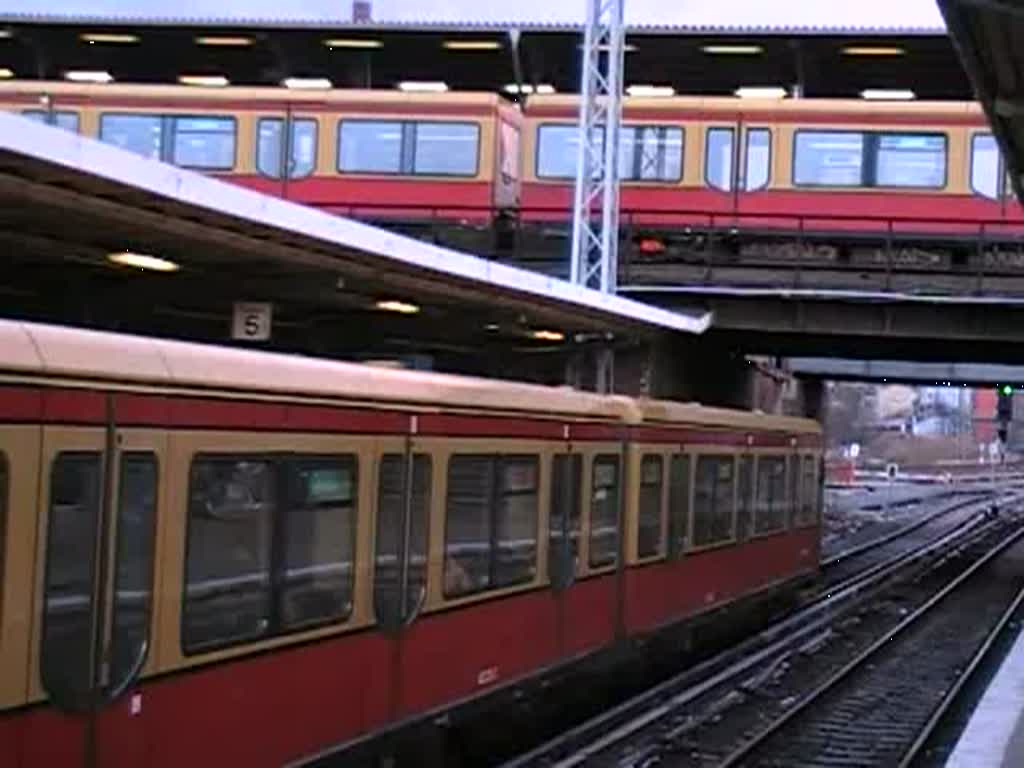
[{"left": 294, "top": 199, "right": 1024, "bottom": 291}]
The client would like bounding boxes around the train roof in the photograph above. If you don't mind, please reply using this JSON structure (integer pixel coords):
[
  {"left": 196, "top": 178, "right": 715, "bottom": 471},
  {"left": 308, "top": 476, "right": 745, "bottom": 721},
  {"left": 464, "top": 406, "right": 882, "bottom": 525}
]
[
  {"left": 526, "top": 94, "right": 984, "bottom": 119},
  {"left": 0, "top": 80, "right": 512, "bottom": 110},
  {"left": 0, "top": 319, "right": 819, "bottom": 434}
]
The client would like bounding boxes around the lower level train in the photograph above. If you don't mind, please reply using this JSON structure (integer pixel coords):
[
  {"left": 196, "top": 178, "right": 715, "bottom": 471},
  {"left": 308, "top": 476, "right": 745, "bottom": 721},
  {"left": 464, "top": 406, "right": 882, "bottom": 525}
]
[{"left": 0, "top": 320, "right": 822, "bottom": 767}]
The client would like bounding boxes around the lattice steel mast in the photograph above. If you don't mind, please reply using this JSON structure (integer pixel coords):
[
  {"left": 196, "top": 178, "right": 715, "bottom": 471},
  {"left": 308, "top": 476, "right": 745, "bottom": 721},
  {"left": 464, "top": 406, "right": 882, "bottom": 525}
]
[{"left": 569, "top": 0, "right": 626, "bottom": 294}]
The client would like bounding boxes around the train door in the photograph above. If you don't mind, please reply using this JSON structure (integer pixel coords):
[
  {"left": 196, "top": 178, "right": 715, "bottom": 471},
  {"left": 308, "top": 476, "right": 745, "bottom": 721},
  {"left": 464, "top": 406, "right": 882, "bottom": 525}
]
[
  {"left": 373, "top": 436, "right": 432, "bottom": 633},
  {"left": 31, "top": 416, "right": 163, "bottom": 768},
  {"left": 735, "top": 453, "right": 755, "bottom": 544},
  {"left": 705, "top": 121, "right": 773, "bottom": 214},
  {"left": 739, "top": 126, "right": 773, "bottom": 196},
  {"left": 372, "top": 434, "right": 433, "bottom": 727},
  {"left": 548, "top": 449, "right": 582, "bottom": 592},
  {"left": 254, "top": 105, "right": 320, "bottom": 201},
  {"left": 703, "top": 120, "right": 740, "bottom": 218}
]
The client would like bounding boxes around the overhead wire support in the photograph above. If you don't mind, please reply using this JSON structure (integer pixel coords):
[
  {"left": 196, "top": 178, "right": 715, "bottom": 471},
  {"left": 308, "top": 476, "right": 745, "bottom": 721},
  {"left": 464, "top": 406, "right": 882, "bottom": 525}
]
[{"left": 570, "top": 0, "right": 626, "bottom": 295}]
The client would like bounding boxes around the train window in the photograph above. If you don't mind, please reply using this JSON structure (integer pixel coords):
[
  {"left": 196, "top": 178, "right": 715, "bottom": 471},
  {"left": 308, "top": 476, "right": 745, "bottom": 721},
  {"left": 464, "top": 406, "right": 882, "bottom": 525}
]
[
  {"left": 183, "top": 457, "right": 275, "bottom": 651},
  {"left": 537, "top": 124, "right": 588, "bottom": 179},
  {"left": 794, "top": 131, "right": 864, "bottom": 187},
  {"left": 754, "top": 456, "right": 788, "bottom": 534},
  {"left": 620, "top": 125, "right": 684, "bottom": 181},
  {"left": 42, "top": 453, "right": 102, "bottom": 705},
  {"left": 23, "top": 109, "right": 80, "bottom": 133},
  {"left": 538, "top": 123, "right": 681, "bottom": 181},
  {"left": 338, "top": 120, "right": 480, "bottom": 177},
  {"left": 737, "top": 455, "right": 755, "bottom": 540},
  {"left": 971, "top": 133, "right": 1002, "bottom": 200},
  {"left": 109, "top": 453, "right": 157, "bottom": 690},
  {"left": 256, "top": 117, "right": 318, "bottom": 179},
  {"left": 589, "top": 455, "right": 621, "bottom": 568},
  {"left": 444, "top": 455, "right": 539, "bottom": 597},
  {"left": 549, "top": 453, "right": 583, "bottom": 587},
  {"left": 693, "top": 456, "right": 735, "bottom": 547},
  {"left": 637, "top": 455, "right": 664, "bottom": 558},
  {"left": 445, "top": 455, "right": 492, "bottom": 596},
  {"left": 668, "top": 454, "right": 691, "bottom": 557},
  {"left": 375, "top": 453, "right": 432, "bottom": 625},
  {"left": 338, "top": 120, "right": 403, "bottom": 174},
  {"left": 705, "top": 127, "right": 735, "bottom": 191},
  {"left": 100, "top": 114, "right": 163, "bottom": 160},
  {"left": 170, "top": 117, "right": 236, "bottom": 170},
  {"left": 795, "top": 130, "right": 946, "bottom": 188},
  {"left": 497, "top": 458, "right": 539, "bottom": 586},
  {"left": 412, "top": 122, "right": 480, "bottom": 176},
  {"left": 280, "top": 456, "right": 357, "bottom": 630},
  {"left": 875, "top": 133, "right": 946, "bottom": 188},
  {"left": 795, "top": 456, "right": 818, "bottom": 527},
  {"left": 184, "top": 454, "right": 357, "bottom": 651},
  {"left": 744, "top": 128, "right": 771, "bottom": 191}
]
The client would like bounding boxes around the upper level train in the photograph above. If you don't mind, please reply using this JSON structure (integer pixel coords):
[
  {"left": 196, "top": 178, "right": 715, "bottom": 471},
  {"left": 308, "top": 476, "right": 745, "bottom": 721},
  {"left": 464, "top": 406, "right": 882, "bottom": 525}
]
[{"left": 0, "top": 81, "right": 1017, "bottom": 238}]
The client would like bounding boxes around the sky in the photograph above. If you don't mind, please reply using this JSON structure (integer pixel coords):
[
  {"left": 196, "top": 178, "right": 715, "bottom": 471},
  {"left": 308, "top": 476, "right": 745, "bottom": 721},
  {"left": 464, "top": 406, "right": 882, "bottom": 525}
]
[{"left": 0, "top": 0, "right": 946, "bottom": 29}]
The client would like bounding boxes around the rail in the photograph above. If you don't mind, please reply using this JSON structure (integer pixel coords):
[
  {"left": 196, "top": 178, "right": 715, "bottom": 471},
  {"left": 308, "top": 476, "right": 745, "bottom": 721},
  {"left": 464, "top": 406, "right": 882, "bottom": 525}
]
[
  {"left": 499, "top": 491, "right": 1019, "bottom": 768},
  {"left": 718, "top": 522, "right": 1024, "bottom": 767}
]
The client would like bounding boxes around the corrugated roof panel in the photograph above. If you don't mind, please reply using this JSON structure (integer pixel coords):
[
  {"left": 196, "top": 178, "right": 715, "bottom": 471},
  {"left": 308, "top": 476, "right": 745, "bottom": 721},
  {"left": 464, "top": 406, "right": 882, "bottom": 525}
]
[{"left": 0, "top": 0, "right": 946, "bottom": 33}]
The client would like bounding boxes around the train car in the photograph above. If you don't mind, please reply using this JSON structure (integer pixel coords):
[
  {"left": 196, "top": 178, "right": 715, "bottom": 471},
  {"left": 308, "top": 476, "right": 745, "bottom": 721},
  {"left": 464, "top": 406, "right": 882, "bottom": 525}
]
[
  {"left": 0, "top": 81, "right": 521, "bottom": 226},
  {"left": 0, "top": 319, "right": 822, "bottom": 767},
  {"left": 521, "top": 94, "right": 1024, "bottom": 240}
]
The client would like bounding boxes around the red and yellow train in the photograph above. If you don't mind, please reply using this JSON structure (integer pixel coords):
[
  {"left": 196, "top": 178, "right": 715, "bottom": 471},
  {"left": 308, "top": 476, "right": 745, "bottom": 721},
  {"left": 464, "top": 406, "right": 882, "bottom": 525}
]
[
  {"left": 0, "top": 81, "right": 1018, "bottom": 238},
  {"left": 0, "top": 319, "right": 822, "bottom": 767}
]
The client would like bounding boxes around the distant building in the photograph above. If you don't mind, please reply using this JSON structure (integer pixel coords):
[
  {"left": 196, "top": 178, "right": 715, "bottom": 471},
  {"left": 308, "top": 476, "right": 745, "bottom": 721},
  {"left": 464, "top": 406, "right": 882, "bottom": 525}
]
[{"left": 974, "top": 388, "right": 996, "bottom": 442}]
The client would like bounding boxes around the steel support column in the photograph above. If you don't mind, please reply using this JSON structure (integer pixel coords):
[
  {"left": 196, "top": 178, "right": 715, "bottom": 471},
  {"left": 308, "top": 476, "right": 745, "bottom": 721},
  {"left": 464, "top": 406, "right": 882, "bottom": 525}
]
[{"left": 569, "top": 0, "right": 625, "bottom": 296}]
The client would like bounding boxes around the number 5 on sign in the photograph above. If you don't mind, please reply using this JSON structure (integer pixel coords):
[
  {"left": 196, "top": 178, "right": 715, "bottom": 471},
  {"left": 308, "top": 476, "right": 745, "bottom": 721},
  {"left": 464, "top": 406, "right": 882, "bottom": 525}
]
[{"left": 231, "top": 302, "right": 273, "bottom": 341}]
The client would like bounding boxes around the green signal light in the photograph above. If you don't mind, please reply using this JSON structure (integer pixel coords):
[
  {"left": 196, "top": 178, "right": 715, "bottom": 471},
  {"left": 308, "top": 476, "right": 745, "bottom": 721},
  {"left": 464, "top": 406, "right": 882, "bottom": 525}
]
[{"left": 1003, "top": 385, "right": 1014, "bottom": 396}]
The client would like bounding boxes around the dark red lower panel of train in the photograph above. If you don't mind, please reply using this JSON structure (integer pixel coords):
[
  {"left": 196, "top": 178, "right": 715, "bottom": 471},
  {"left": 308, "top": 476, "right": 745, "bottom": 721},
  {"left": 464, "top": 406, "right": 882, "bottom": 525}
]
[{"left": 0, "top": 535, "right": 817, "bottom": 768}]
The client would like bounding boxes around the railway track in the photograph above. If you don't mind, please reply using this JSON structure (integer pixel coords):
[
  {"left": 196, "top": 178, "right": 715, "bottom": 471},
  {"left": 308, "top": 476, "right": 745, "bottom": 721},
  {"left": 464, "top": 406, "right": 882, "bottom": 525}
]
[
  {"left": 822, "top": 490, "right": 999, "bottom": 587},
  {"left": 500, "top": 491, "right": 1024, "bottom": 768},
  {"left": 715, "top": 525, "right": 1024, "bottom": 767}
]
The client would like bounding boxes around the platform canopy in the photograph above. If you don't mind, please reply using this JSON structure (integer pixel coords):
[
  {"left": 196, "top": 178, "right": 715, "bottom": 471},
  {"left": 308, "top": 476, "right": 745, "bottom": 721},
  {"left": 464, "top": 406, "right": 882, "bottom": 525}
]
[
  {"left": 939, "top": 0, "right": 1024, "bottom": 201},
  {"left": 0, "top": 0, "right": 946, "bottom": 30},
  {"left": 0, "top": 112, "right": 710, "bottom": 373}
]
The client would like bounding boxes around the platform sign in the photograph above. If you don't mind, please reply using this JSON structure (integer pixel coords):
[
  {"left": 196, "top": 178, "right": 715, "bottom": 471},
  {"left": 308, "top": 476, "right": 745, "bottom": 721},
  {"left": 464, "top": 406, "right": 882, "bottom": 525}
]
[{"left": 231, "top": 302, "right": 272, "bottom": 341}]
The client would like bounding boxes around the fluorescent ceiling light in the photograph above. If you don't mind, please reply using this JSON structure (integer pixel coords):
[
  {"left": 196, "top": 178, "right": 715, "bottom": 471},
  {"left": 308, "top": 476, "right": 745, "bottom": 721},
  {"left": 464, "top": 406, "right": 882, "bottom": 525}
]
[
  {"left": 81, "top": 32, "right": 139, "bottom": 44},
  {"left": 283, "top": 77, "right": 332, "bottom": 90},
  {"left": 503, "top": 83, "right": 556, "bottom": 95},
  {"left": 195, "top": 35, "right": 253, "bottom": 47},
  {"left": 443, "top": 40, "right": 501, "bottom": 51},
  {"left": 0, "top": 68, "right": 13, "bottom": 79},
  {"left": 398, "top": 81, "right": 448, "bottom": 93},
  {"left": 842, "top": 46, "right": 905, "bottom": 56},
  {"left": 735, "top": 86, "right": 787, "bottom": 99},
  {"left": 701, "top": 44, "right": 763, "bottom": 55},
  {"left": 530, "top": 329, "right": 565, "bottom": 342},
  {"left": 178, "top": 75, "right": 230, "bottom": 87},
  {"left": 582, "top": 43, "right": 638, "bottom": 52},
  {"left": 375, "top": 299, "right": 420, "bottom": 314},
  {"left": 626, "top": 84, "right": 675, "bottom": 97},
  {"left": 65, "top": 70, "right": 114, "bottom": 84},
  {"left": 861, "top": 88, "right": 916, "bottom": 100},
  {"left": 107, "top": 251, "right": 180, "bottom": 272},
  {"left": 324, "top": 38, "right": 382, "bottom": 49}
]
